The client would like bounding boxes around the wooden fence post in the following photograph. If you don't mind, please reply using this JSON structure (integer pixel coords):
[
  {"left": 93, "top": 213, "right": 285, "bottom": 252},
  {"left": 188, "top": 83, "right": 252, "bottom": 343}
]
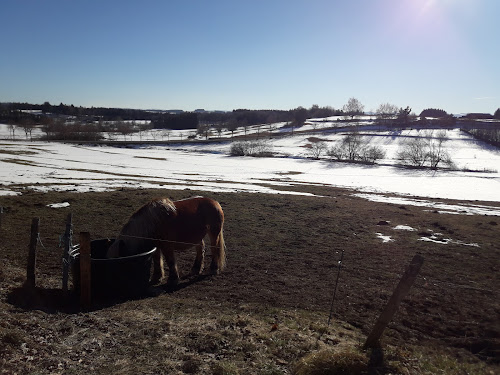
[
  {"left": 364, "top": 254, "right": 424, "bottom": 348},
  {"left": 26, "top": 217, "right": 40, "bottom": 289},
  {"left": 79, "top": 232, "right": 92, "bottom": 309},
  {"left": 62, "top": 213, "right": 73, "bottom": 293}
]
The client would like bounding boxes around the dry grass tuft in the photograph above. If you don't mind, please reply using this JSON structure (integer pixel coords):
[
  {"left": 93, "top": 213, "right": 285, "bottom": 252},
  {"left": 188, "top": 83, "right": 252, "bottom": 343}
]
[{"left": 293, "top": 348, "right": 368, "bottom": 375}]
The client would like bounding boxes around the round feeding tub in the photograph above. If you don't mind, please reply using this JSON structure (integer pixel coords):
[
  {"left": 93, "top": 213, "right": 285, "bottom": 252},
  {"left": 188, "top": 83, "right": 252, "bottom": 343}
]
[{"left": 70, "top": 238, "right": 156, "bottom": 297}]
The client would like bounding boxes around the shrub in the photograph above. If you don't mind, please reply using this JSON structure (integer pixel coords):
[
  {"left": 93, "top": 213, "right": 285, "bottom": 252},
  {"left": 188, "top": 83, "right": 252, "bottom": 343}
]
[
  {"left": 229, "top": 140, "right": 273, "bottom": 157},
  {"left": 229, "top": 142, "right": 247, "bottom": 156},
  {"left": 307, "top": 141, "right": 328, "bottom": 159},
  {"left": 397, "top": 130, "right": 454, "bottom": 169},
  {"left": 326, "top": 132, "right": 385, "bottom": 164},
  {"left": 327, "top": 145, "right": 346, "bottom": 161},
  {"left": 396, "top": 138, "right": 428, "bottom": 167},
  {"left": 359, "top": 145, "right": 386, "bottom": 163}
]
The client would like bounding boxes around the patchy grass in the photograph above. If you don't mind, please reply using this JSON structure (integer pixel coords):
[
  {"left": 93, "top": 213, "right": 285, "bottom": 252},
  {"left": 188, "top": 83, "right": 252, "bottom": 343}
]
[
  {"left": 0, "top": 186, "right": 499, "bottom": 374},
  {"left": 293, "top": 348, "right": 369, "bottom": 375}
]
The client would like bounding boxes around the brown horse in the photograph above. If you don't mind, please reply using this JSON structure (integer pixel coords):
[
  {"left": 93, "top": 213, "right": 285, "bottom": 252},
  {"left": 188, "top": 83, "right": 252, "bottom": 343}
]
[{"left": 107, "top": 196, "right": 226, "bottom": 286}]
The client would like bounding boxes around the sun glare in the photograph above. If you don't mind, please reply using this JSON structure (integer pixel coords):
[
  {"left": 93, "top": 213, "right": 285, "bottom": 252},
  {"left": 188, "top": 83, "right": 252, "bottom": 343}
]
[{"left": 420, "top": 0, "right": 437, "bottom": 14}]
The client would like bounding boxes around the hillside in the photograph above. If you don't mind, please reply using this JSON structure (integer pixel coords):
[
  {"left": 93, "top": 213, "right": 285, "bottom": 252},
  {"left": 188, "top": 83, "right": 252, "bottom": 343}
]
[{"left": 1, "top": 122, "right": 499, "bottom": 206}]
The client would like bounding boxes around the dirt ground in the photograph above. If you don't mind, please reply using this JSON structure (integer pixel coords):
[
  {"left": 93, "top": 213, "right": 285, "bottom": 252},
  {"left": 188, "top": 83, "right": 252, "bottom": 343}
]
[{"left": 0, "top": 185, "right": 499, "bottom": 374}]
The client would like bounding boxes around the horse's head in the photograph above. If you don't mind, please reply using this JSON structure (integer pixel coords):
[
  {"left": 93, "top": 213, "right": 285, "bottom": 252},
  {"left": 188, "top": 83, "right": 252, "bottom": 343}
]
[{"left": 106, "top": 239, "right": 128, "bottom": 258}]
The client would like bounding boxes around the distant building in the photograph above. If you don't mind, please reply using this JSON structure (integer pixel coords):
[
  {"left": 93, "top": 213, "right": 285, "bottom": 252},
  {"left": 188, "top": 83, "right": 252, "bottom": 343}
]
[{"left": 462, "top": 113, "right": 494, "bottom": 119}]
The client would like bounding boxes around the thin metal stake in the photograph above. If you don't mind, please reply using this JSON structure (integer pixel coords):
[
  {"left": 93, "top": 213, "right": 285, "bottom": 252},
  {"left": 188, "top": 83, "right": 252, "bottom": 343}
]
[{"left": 328, "top": 250, "right": 344, "bottom": 326}]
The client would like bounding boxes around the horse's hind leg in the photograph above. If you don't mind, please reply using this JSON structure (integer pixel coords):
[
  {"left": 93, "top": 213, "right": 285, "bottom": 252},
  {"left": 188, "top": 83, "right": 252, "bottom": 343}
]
[
  {"left": 208, "top": 231, "right": 223, "bottom": 275},
  {"left": 190, "top": 240, "right": 205, "bottom": 276},
  {"left": 163, "top": 247, "right": 180, "bottom": 286}
]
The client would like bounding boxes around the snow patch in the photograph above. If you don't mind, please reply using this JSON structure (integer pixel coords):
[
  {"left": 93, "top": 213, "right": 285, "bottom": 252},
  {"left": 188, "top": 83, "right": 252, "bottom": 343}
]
[
  {"left": 47, "top": 202, "right": 70, "bottom": 208},
  {"left": 418, "top": 231, "right": 480, "bottom": 247},
  {"left": 376, "top": 233, "right": 394, "bottom": 243},
  {"left": 355, "top": 194, "right": 500, "bottom": 217},
  {"left": 393, "top": 225, "right": 416, "bottom": 231}
]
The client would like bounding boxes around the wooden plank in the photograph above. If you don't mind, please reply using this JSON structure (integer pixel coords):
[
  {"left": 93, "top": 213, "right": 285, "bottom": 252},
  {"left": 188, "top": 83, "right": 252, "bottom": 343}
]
[
  {"left": 26, "top": 217, "right": 40, "bottom": 289},
  {"left": 364, "top": 254, "right": 424, "bottom": 348},
  {"left": 79, "top": 232, "right": 92, "bottom": 309},
  {"left": 61, "top": 213, "right": 73, "bottom": 292}
]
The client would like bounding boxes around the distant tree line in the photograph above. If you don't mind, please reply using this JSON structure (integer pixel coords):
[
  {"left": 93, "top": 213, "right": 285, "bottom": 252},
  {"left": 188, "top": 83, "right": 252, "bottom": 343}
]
[
  {"left": 151, "top": 106, "right": 342, "bottom": 131},
  {"left": 1, "top": 102, "right": 342, "bottom": 131},
  {"left": 2, "top": 102, "right": 498, "bottom": 137}
]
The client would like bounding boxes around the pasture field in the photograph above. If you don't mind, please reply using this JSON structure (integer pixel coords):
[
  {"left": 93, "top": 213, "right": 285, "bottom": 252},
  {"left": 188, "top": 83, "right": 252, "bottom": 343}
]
[{"left": 0, "top": 186, "right": 499, "bottom": 374}]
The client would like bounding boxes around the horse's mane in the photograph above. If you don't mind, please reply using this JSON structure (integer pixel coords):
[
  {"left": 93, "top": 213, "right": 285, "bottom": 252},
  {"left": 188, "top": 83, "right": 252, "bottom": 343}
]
[{"left": 120, "top": 198, "right": 176, "bottom": 238}]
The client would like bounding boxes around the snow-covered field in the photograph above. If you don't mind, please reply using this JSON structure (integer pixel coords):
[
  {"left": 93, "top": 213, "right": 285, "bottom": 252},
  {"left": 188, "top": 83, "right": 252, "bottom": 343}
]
[{"left": 1, "top": 123, "right": 499, "bottom": 215}]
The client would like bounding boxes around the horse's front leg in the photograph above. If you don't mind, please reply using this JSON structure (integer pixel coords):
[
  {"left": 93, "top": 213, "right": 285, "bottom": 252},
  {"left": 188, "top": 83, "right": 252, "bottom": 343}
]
[
  {"left": 151, "top": 247, "right": 165, "bottom": 285},
  {"left": 190, "top": 240, "right": 205, "bottom": 276},
  {"left": 163, "top": 247, "right": 180, "bottom": 286}
]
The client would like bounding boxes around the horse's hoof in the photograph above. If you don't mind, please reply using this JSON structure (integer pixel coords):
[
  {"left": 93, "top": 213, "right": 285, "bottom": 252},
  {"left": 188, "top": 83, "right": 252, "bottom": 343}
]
[
  {"left": 190, "top": 266, "right": 204, "bottom": 276},
  {"left": 167, "top": 277, "right": 179, "bottom": 287},
  {"left": 209, "top": 268, "right": 220, "bottom": 275},
  {"left": 150, "top": 275, "right": 163, "bottom": 285}
]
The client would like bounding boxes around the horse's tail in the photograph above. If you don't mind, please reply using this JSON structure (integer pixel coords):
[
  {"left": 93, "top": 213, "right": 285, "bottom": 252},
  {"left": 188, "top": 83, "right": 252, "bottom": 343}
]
[
  {"left": 215, "top": 227, "right": 226, "bottom": 271},
  {"left": 206, "top": 198, "right": 226, "bottom": 273}
]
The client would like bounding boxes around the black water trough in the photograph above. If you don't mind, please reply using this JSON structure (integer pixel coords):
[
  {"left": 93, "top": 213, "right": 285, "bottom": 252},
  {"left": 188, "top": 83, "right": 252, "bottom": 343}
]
[{"left": 70, "top": 239, "right": 156, "bottom": 297}]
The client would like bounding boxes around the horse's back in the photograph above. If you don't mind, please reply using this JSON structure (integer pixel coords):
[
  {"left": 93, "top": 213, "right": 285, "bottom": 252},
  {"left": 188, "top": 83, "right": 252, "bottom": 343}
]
[
  {"left": 174, "top": 197, "right": 223, "bottom": 219},
  {"left": 173, "top": 197, "right": 224, "bottom": 234}
]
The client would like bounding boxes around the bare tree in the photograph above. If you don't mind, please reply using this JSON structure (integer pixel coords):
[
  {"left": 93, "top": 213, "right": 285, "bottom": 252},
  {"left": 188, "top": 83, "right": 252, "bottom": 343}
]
[
  {"left": 308, "top": 141, "right": 328, "bottom": 159},
  {"left": 425, "top": 130, "right": 453, "bottom": 169},
  {"left": 397, "top": 137, "right": 428, "bottom": 167},
  {"left": 21, "top": 118, "right": 36, "bottom": 141},
  {"left": 266, "top": 113, "right": 278, "bottom": 133},
  {"left": 328, "top": 131, "right": 385, "bottom": 163},
  {"left": 241, "top": 119, "right": 249, "bottom": 137},
  {"left": 7, "top": 121, "right": 17, "bottom": 140},
  {"left": 41, "top": 117, "right": 65, "bottom": 140},
  {"left": 375, "top": 103, "right": 398, "bottom": 125},
  {"left": 397, "top": 130, "right": 453, "bottom": 169},
  {"left": 137, "top": 121, "right": 152, "bottom": 141},
  {"left": 149, "top": 129, "right": 158, "bottom": 141},
  {"left": 226, "top": 118, "right": 239, "bottom": 138},
  {"left": 116, "top": 121, "right": 134, "bottom": 140},
  {"left": 327, "top": 144, "right": 346, "bottom": 161},
  {"left": 358, "top": 146, "right": 386, "bottom": 163},
  {"left": 343, "top": 97, "right": 365, "bottom": 120},
  {"left": 197, "top": 123, "right": 211, "bottom": 140},
  {"left": 343, "top": 132, "right": 364, "bottom": 160},
  {"left": 215, "top": 122, "right": 225, "bottom": 138},
  {"left": 161, "top": 129, "right": 171, "bottom": 141}
]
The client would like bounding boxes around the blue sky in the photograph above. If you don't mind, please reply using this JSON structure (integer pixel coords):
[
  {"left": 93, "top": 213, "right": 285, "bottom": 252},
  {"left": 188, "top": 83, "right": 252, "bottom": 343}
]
[{"left": 1, "top": 0, "right": 499, "bottom": 114}]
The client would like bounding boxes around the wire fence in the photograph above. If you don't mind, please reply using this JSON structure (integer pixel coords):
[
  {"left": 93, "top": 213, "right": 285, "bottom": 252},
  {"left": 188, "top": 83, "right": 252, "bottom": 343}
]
[{"left": 35, "top": 230, "right": 499, "bottom": 300}]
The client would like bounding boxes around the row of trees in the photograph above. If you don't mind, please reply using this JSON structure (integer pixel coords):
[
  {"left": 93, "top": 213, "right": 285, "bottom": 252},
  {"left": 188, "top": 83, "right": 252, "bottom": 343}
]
[
  {"left": 305, "top": 133, "right": 386, "bottom": 164},
  {"left": 152, "top": 106, "right": 343, "bottom": 131},
  {"left": 231, "top": 129, "right": 454, "bottom": 170},
  {"left": 396, "top": 130, "right": 454, "bottom": 169},
  {"left": 465, "top": 128, "right": 500, "bottom": 147}
]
